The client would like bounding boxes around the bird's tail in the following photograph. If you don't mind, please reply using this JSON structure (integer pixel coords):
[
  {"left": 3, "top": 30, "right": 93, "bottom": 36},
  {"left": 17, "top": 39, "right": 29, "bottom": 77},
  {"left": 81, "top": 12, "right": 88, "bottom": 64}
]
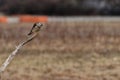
[{"left": 28, "top": 32, "right": 32, "bottom": 35}]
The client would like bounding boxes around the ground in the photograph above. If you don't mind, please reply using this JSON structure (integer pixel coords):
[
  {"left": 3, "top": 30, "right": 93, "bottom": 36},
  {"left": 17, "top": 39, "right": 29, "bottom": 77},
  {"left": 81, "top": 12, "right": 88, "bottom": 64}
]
[{"left": 0, "top": 21, "right": 120, "bottom": 80}]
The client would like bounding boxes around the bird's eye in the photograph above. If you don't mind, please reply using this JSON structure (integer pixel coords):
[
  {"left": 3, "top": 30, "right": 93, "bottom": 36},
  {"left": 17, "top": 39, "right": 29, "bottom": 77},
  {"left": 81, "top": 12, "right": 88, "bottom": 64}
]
[{"left": 40, "top": 24, "right": 43, "bottom": 26}]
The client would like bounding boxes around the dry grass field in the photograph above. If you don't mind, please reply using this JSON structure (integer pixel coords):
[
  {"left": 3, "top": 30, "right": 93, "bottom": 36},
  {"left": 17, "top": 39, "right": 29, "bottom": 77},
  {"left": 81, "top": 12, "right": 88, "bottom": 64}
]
[{"left": 0, "top": 21, "right": 120, "bottom": 80}]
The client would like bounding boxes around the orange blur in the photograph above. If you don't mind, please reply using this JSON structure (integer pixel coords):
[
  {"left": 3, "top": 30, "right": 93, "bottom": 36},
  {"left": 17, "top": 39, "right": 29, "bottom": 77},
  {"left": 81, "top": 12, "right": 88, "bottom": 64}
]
[
  {"left": 20, "top": 15, "right": 48, "bottom": 23},
  {"left": 0, "top": 16, "right": 7, "bottom": 23}
]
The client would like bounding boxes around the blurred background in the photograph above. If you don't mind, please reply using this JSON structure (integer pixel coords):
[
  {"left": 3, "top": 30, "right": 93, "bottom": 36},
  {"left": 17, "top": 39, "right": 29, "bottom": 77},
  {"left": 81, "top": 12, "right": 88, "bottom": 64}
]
[
  {"left": 0, "top": 0, "right": 120, "bottom": 80},
  {"left": 0, "top": 0, "right": 120, "bottom": 16}
]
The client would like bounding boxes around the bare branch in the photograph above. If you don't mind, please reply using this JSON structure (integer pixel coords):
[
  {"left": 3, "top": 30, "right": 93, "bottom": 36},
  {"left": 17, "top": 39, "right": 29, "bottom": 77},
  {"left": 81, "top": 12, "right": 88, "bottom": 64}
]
[{"left": 0, "top": 33, "right": 38, "bottom": 74}]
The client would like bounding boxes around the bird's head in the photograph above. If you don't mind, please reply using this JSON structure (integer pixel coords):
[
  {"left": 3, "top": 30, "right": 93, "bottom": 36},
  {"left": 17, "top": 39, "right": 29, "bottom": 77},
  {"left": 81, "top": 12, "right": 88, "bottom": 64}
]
[{"left": 35, "top": 22, "right": 43, "bottom": 28}]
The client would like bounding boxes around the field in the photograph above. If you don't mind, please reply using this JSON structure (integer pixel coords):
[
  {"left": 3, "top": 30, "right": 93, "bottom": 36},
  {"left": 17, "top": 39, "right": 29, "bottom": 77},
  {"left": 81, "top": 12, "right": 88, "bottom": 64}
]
[{"left": 0, "top": 21, "right": 120, "bottom": 80}]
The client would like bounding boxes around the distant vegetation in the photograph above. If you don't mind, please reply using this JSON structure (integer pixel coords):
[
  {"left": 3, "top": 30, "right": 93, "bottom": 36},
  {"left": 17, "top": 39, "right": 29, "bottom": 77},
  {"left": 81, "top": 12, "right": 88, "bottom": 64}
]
[
  {"left": 0, "top": 0, "right": 120, "bottom": 15},
  {"left": 0, "top": 20, "right": 120, "bottom": 80}
]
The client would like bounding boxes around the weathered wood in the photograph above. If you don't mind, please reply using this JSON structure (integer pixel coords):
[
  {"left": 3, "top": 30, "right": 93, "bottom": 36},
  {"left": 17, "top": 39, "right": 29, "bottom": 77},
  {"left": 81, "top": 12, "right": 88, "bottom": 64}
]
[{"left": 0, "top": 33, "right": 38, "bottom": 79}]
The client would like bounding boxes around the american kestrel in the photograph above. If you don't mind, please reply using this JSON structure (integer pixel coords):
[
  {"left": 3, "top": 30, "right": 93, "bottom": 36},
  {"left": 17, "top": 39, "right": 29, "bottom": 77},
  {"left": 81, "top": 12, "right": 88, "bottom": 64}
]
[{"left": 28, "top": 22, "right": 43, "bottom": 35}]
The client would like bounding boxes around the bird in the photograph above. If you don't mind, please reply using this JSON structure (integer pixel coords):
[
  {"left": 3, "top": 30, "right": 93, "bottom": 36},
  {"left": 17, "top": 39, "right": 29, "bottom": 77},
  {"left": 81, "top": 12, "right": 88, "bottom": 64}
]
[{"left": 28, "top": 22, "right": 43, "bottom": 35}]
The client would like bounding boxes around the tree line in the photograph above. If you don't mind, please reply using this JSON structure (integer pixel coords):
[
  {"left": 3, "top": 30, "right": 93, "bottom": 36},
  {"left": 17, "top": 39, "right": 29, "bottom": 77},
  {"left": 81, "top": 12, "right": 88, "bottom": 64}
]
[{"left": 0, "top": 0, "right": 120, "bottom": 16}]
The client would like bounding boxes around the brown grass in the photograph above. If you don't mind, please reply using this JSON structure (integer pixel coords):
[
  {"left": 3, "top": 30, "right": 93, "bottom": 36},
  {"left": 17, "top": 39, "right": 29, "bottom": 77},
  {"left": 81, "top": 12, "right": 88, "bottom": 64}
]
[{"left": 0, "top": 21, "right": 120, "bottom": 80}]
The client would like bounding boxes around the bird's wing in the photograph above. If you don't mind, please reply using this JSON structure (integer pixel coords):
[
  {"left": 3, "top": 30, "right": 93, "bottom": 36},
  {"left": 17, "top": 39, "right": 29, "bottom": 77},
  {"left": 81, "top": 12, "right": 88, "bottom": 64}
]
[{"left": 28, "top": 24, "right": 36, "bottom": 35}]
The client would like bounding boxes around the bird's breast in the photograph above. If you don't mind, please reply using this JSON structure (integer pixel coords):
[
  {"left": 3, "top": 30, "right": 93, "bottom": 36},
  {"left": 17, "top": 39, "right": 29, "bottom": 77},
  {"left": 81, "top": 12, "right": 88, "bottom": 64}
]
[{"left": 33, "top": 27, "right": 40, "bottom": 32}]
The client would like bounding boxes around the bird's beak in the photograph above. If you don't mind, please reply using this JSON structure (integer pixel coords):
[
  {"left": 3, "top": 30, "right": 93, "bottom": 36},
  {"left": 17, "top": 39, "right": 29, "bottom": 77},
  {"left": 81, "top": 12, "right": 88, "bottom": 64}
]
[{"left": 41, "top": 24, "right": 43, "bottom": 26}]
